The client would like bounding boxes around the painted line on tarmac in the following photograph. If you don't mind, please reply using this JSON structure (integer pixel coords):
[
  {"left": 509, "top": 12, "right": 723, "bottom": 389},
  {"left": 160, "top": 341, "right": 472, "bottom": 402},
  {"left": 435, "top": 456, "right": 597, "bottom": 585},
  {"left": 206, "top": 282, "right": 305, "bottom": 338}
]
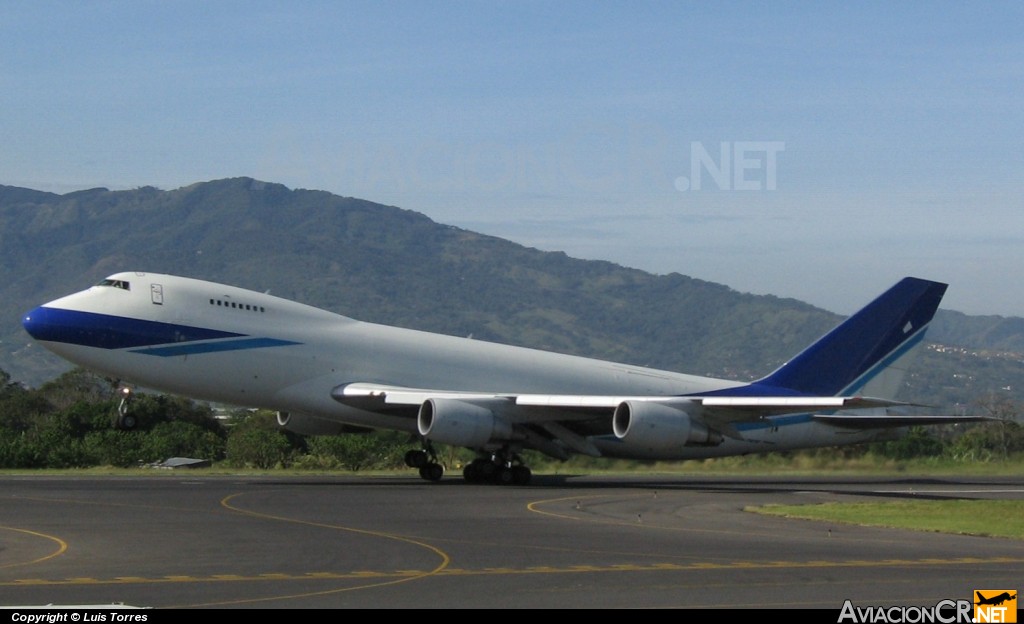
[{"left": 5, "top": 555, "right": 1021, "bottom": 587}]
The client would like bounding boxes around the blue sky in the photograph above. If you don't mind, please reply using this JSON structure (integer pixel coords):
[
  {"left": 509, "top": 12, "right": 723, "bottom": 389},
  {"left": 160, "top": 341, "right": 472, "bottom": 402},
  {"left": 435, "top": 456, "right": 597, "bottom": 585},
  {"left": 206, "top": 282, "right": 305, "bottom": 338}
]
[{"left": 2, "top": 1, "right": 1022, "bottom": 315}]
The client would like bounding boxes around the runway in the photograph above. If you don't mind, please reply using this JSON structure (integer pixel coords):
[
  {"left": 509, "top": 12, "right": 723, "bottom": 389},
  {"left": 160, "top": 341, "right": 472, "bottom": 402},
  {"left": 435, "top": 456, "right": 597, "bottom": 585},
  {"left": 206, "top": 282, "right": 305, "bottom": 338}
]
[{"left": 1, "top": 474, "right": 1021, "bottom": 609}]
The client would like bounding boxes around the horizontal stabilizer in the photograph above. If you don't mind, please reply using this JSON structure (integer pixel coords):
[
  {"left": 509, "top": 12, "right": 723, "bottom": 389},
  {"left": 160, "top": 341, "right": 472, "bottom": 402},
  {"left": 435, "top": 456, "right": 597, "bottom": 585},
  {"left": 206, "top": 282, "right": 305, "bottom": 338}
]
[{"left": 812, "top": 413, "right": 993, "bottom": 428}]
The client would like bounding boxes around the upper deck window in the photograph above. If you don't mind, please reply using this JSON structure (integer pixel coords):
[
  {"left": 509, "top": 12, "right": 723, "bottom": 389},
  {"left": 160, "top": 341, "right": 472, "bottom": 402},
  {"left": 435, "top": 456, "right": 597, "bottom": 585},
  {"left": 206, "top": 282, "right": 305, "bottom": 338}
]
[
  {"left": 208, "top": 297, "right": 266, "bottom": 313},
  {"left": 97, "top": 279, "right": 130, "bottom": 291}
]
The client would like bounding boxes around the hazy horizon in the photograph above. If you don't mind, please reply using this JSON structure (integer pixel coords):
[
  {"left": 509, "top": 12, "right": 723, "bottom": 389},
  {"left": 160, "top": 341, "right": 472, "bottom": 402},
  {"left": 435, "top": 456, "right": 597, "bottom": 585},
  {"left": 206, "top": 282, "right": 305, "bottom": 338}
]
[{"left": 3, "top": 2, "right": 1021, "bottom": 315}]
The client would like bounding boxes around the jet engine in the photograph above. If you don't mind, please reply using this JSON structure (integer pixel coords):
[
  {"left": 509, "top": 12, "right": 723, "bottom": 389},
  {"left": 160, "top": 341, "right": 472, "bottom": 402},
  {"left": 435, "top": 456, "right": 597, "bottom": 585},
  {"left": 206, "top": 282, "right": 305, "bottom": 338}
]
[
  {"left": 611, "top": 401, "right": 723, "bottom": 456},
  {"left": 417, "top": 398, "right": 513, "bottom": 448}
]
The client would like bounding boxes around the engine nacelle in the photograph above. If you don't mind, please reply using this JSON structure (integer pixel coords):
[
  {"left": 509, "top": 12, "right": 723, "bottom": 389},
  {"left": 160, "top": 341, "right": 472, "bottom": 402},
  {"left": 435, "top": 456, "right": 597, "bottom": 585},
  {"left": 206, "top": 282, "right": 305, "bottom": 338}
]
[
  {"left": 417, "top": 398, "right": 513, "bottom": 448},
  {"left": 612, "top": 401, "right": 723, "bottom": 456},
  {"left": 276, "top": 411, "right": 371, "bottom": 436}
]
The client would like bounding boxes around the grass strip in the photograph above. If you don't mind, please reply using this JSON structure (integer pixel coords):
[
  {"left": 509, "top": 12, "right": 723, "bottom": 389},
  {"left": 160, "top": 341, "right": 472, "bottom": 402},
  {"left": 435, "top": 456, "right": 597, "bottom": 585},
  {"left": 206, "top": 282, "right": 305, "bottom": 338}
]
[{"left": 750, "top": 500, "right": 1024, "bottom": 539}]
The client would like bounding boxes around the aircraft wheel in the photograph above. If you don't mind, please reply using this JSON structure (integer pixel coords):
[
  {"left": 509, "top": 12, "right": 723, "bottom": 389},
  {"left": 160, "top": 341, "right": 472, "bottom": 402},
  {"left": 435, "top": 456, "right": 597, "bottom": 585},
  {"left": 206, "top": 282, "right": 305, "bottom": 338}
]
[
  {"left": 512, "top": 466, "right": 532, "bottom": 485},
  {"left": 428, "top": 462, "right": 444, "bottom": 481},
  {"left": 495, "top": 467, "right": 515, "bottom": 486},
  {"left": 476, "top": 460, "right": 497, "bottom": 482},
  {"left": 116, "top": 413, "right": 137, "bottom": 431},
  {"left": 405, "top": 449, "right": 428, "bottom": 468},
  {"left": 463, "top": 462, "right": 480, "bottom": 483},
  {"left": 419, "top": 463, "right": 444, "bottom": 482}
]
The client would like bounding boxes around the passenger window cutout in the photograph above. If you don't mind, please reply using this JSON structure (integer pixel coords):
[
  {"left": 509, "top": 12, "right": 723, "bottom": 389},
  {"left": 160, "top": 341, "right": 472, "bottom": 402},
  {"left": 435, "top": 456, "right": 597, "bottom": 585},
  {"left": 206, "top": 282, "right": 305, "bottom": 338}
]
[{"left": 151, "top": 283, "right": 164, "bottom": 305}]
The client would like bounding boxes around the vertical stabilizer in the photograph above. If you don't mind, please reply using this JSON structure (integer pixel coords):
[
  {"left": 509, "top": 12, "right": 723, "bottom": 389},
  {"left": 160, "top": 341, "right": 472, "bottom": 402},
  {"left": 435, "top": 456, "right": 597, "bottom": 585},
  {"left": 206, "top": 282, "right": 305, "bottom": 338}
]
[{"left": 753, "top": 277, "right": 947, "bottom": 398}]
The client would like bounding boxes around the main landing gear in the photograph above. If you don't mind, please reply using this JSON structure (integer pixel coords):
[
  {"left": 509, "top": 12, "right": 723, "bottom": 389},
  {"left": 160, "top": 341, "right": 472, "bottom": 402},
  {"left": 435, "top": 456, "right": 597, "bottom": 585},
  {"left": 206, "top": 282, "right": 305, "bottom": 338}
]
[
  {"left": 463, "top": 450, "right": 532, "bottom": 485},
  {"left": 405, "top": 443, "right": 445, "bottom": 482},
  {"left": 114, "top": 387, "right": 137, "bottom": 430},
  {"left": 405, "top": 443, "right": 533, "bottom": 485}
]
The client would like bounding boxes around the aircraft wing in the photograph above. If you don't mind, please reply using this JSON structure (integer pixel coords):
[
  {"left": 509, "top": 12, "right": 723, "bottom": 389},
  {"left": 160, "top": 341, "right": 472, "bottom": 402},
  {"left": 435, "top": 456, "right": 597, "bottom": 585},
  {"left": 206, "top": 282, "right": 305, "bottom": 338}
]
[
  {"left": 332, "top": 381, "right": 939, "bottom": 445},
  {"left": 335, "top": 382, "right": 903, "bottom": 411}
]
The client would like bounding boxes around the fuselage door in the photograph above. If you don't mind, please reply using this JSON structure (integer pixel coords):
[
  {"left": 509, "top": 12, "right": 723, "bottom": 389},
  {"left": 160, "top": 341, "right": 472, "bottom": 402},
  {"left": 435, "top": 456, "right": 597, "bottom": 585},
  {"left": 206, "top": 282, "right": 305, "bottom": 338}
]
[{"left": 151, "top": 283, "right": 164, "bottom": 305}]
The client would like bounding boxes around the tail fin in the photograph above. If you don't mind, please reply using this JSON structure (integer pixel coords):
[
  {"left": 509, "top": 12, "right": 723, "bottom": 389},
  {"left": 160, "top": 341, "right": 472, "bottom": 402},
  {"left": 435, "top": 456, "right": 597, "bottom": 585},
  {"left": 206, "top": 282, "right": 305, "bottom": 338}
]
[{"left": 755, "top": 277, "right": 947, "bottom": 398}]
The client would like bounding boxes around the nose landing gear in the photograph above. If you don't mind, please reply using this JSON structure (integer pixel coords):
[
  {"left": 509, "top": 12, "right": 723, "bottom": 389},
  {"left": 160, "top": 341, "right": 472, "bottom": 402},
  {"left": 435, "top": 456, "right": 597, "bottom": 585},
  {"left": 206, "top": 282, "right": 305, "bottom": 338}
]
[{"left": 114, "top": 387, "right": 137, "bottom": 430}]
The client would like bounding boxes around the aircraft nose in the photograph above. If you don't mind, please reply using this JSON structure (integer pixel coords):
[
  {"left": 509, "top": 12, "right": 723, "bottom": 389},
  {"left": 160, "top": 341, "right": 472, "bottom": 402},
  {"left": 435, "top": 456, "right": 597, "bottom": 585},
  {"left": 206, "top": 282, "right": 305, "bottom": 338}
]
[{"left": 23, "top": 306, "right": 56, "bottom": 341}]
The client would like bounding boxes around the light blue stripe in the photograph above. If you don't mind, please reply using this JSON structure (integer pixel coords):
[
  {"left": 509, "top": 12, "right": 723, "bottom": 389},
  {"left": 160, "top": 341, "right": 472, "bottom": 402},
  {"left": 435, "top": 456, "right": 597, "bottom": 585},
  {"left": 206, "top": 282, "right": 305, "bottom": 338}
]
[{"left": 130, "top": 337, "right": 301, "bottom": 357}]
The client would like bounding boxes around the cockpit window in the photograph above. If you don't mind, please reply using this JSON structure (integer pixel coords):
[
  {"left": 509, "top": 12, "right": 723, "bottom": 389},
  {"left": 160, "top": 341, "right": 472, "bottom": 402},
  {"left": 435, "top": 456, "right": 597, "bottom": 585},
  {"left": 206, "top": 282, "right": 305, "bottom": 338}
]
[{"left": 97, "top": 279, "right": 131, "bottom": 291}]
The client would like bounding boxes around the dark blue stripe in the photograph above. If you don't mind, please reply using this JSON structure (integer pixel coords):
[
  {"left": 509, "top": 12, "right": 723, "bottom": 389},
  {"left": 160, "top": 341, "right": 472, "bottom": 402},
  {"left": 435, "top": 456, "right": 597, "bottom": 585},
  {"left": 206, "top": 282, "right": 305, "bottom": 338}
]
[
  {"left": 23, "top": 307, "right": 243, "bottom": 349},
  {"left": 130, "top": 337, "right": 301, "bottom": 357}
]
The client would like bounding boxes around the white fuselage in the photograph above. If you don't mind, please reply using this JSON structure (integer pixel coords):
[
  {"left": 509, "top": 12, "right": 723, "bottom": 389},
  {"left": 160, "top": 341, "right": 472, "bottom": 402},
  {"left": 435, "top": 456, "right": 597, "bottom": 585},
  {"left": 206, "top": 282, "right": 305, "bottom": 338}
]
[{"left": 26, "top": 272, "right": 887, "bottom": 459}]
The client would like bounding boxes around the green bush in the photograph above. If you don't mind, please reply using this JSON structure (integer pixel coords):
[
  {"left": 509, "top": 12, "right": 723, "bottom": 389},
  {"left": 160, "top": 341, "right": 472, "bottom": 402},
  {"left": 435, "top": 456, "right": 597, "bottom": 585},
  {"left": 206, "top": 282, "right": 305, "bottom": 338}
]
[
  {"left": 142, "top": 420, "right": 226, "bottom": 463},
  {"left": 948, "top": 421, "right": 1024, "bottom": 461},
  {"left": 300, "top": 432, "right": 407, "bottom": 471},
  {"left": 870, "top": 427, "right": 947, "bottom": 460},
  {"left": 81, "top": 429, "right": 147, "bottom": 468},
  {"left": 226, "top": 425, "right": 294, "bottom": 469}
]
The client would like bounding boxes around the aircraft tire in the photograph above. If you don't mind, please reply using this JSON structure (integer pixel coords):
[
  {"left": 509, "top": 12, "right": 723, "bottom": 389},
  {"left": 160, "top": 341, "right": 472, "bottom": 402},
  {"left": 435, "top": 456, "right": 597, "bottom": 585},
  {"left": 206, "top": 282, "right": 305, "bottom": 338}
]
[
  {"left": 495, "top": 467, "right": 515, "bottom": 485},
  {"left": 405, "top": 449, "right": 428, "bottom": 468},
  {"left": 476, "top": 460, "right": 497, "bottom": 482},
  {"left": 419, "top": 462, "right": 444, "bottom": 482},
  {"left": 512, "top": 466, "right": 532, "bottom": 485}
]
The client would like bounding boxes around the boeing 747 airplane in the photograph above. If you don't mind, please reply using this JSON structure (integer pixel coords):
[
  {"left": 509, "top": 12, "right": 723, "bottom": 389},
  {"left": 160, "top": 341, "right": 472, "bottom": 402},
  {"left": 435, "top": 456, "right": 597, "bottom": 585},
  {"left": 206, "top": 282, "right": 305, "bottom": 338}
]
[{"left": 22, "top": 272, "right": 979, "bottom": 484}]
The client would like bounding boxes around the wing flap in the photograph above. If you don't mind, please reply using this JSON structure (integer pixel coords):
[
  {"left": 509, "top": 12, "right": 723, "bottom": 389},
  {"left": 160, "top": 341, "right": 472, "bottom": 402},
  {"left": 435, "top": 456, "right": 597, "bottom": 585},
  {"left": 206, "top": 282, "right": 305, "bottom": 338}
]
[
  {"left": 812, "top": 414, "right": 994, "bottom": 428},
  {"left": 334, "top": 382, "right": 515, "bottom": 405},
  {"left": 515, "top": 393, "right": 906, "bottom": 414}
]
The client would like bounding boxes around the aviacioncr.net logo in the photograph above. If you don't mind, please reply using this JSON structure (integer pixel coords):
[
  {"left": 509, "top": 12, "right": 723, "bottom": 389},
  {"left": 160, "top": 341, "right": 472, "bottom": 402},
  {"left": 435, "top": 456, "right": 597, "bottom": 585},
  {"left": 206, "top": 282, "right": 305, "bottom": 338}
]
[
  {"left": 974, "top": 590, "right": 1017, "bottom": 623},
  {"left": 838, "top": 599, "right": 973, "bottom": 623}
]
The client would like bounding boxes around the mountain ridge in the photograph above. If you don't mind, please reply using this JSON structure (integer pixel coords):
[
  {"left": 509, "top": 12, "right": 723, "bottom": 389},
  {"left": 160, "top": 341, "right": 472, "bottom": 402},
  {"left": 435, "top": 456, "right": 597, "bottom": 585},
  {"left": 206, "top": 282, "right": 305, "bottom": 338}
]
[{"left": 2, "top": 178, "right": 1021, "bottom": 408}]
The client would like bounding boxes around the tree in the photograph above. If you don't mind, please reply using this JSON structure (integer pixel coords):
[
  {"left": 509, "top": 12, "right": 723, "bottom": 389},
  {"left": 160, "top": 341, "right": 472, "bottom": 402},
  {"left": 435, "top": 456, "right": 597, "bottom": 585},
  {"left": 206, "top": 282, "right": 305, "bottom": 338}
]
[
  {"left": 37, "top": 368, "right": 117, "bottom": 411},
  {"left": 948, "top": 396, "right": 1024, "bottom": 461}
]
